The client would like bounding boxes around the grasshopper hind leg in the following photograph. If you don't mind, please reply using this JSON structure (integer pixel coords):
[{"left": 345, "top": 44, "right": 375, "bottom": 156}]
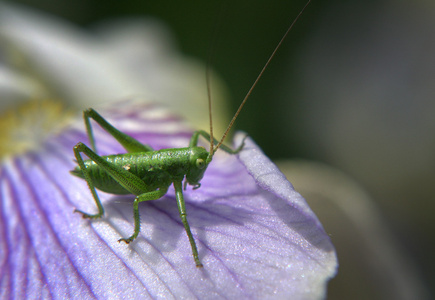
[
  {"left": 73, "top": 142, "right": 105, "bottom": 219},
  {"left": 74, "top": 108, "right": 154, "bottom": 219},
  {"left": 84, "top": 108, "right": 154, "bottom": 154}
]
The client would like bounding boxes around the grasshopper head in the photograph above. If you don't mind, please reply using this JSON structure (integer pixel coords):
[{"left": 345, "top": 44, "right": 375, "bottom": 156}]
[{"left": 186, "top": 146, "right": 210, "bottom": 189}]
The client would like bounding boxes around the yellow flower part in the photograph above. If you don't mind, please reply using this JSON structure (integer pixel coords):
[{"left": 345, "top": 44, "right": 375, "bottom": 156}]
[{"left": 0, "top": 100, "right": 73, "bottom": 159}]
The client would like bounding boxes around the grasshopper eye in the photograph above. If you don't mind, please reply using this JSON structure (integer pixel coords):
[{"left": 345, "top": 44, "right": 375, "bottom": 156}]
[{"left": 196, "top": 158, "right": 205, "bottom": 169}]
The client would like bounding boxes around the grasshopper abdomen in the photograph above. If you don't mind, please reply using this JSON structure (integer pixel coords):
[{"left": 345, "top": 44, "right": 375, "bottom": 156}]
[{"left": 71, "top": 146, "right": 208, "bottom": 195}]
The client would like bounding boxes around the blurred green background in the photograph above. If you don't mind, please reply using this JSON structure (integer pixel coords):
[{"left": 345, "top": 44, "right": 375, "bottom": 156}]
[
  {"left": 4, "top": 0, "right": 434, "bottom": 299},
  {"left": 4, "top": 0, "right": 321, "bottom": 158}
]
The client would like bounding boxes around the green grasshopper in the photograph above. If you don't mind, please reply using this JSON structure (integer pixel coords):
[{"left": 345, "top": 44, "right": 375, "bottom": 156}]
[
  {"left": 71, "top": 108, "right": 244, "bottom": 268},
  {"left": 71, "top": 1, "right": 310, "bottom": 268}
]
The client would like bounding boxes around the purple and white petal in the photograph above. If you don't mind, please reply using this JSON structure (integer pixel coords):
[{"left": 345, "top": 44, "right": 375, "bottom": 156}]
[{"left": 1, "top": 102, "right": 337, "bottom": 299}]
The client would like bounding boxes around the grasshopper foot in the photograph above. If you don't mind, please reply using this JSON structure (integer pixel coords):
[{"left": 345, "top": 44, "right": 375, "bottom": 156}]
[
  {"left": 118, "top": 237, "right": 135, "bottom": 244},
  {"left": 74, "top": 208, "right": 102, "bottom": 219}
]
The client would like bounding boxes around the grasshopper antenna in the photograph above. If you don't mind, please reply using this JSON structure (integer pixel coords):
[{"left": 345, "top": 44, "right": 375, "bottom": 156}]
[
  {"left": 206, "top": 4, "right": 228, "bottom": 162},
  {"left": 207, "top": 60, "right": 214, "bottom": 159},
  {"left": 213, "top": 0, "right": 312, "bottom": 153}
]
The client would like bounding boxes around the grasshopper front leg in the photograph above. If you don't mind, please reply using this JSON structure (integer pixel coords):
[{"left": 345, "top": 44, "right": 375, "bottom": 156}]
[{"left": 190, "top": 130, "right": 246, "bottom": 154}]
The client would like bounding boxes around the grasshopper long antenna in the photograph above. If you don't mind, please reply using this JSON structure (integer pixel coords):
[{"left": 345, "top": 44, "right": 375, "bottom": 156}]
[
  {"left": 206, "top": 62, "right": 215, "bottom": 160},
  {"left": 206, "top": 4, "right": 227, "bottom": 162},
  {"left": 213, "top": 0, "right": 311, "bottom": 153}
]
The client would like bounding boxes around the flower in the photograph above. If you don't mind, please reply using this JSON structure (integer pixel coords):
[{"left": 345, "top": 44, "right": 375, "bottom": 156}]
[
  {"left": 0, "top": 3, "right": 337, "bottom": 299},
  {"left": 1, "top": 101, "right": 337, "bottom": 299}
]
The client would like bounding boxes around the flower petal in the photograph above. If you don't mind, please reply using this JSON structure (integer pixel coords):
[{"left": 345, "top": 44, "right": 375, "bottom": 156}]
[{"left": 1, "top": 102, "right": 336, "bottom": 299}]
